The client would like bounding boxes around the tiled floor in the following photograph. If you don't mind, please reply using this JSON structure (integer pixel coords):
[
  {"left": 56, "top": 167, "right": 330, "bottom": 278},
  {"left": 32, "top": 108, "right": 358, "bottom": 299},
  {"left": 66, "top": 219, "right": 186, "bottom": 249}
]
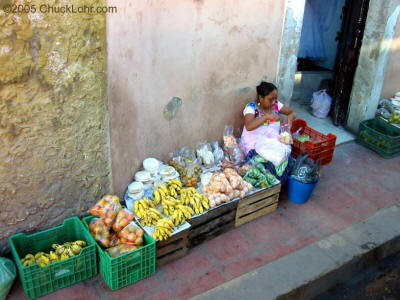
[
  {"left": 8, "top": 142, "right": 400, "bottom": 300},
  {"left": 291, "top": 100, "right": 356, "bottom": 145}
]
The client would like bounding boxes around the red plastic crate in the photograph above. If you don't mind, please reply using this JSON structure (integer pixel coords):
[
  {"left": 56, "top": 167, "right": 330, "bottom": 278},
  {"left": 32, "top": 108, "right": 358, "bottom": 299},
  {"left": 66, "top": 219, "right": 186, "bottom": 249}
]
[{"left": 290, "top": 119, "right": 336, "bottom": 165}]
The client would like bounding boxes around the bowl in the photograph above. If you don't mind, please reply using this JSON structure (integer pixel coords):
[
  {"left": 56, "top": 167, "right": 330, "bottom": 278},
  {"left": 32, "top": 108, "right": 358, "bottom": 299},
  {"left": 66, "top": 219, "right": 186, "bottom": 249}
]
[{"left": 395, "top": 91, "right": 400, "bottom": 97}]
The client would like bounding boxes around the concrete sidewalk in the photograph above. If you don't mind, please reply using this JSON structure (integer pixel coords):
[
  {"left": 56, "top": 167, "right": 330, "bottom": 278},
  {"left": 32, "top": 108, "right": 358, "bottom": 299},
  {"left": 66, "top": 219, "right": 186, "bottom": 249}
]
[{"left": 7, "top": 142, "right": 400, "bottom": 300}]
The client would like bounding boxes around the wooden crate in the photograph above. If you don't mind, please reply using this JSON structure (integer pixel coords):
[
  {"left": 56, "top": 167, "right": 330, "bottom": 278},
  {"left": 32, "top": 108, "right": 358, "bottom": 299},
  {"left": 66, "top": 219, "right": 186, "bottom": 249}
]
[
  {"left": 156, "top": 228, "right": 189, "bottom": 267},
  {"left": 187, "top": 200, "right": 238, "bottom": 248},
  {"left": 235, "top": 183, "right": 281, "bottom": 227}
]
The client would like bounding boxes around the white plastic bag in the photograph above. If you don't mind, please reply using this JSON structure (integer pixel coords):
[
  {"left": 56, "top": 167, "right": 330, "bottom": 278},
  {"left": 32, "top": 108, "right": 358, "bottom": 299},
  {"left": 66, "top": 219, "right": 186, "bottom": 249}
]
[
  {"left": 255, "top": 135, "right": 291, "bottom": 167},
  {"left": 310, "top": 89, "right": 332, "bottom": 118}
]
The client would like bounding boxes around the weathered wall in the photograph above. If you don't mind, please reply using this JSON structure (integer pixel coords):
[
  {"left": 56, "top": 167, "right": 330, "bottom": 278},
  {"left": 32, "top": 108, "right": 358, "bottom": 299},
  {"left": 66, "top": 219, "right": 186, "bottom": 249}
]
[
  {"left": 0, "top": 0, "right": 111, "bottom": 253},
  {"left": 381, "top": 13, "right": 400, "bottom": 99},
  {"left": 347, "top": 0, "right": 400, "bottom": 132},
  {"left": 108, "top": 0, "right": 286, "bottom": 196}
]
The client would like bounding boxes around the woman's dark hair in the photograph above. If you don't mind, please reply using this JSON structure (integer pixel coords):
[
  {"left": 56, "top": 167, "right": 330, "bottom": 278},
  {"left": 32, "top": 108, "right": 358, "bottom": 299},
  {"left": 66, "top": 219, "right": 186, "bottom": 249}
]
[{"left": 256, "top": 82, "right": 277, "bottom": 98}]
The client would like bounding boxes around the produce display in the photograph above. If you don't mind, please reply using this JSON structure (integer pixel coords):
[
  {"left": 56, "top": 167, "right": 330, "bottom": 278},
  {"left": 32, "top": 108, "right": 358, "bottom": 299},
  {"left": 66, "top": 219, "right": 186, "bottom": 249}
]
[
  {"left": 134, "top": 179, "right": 211, "bottom": 241},
  {"left": 20, "top": 240, "right": 87, "bottom": 267},
  {"left": 89, "top": 195, "right": 144, "bottom": 257},
  {"left": 203, "top": 168, "right": 253, "bottom": 207},
  {"left": 389, "top": 111, "right": 400, "bottom": 124},
  {"left": 243, "top": 163, "right": 277, "bottom": 188}
]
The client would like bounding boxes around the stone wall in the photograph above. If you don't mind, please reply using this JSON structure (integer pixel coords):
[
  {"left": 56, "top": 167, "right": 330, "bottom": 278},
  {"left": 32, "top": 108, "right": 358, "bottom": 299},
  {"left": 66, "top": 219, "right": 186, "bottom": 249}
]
[{"left": 0, "top": 0, "right": 111, "bottom": 253}]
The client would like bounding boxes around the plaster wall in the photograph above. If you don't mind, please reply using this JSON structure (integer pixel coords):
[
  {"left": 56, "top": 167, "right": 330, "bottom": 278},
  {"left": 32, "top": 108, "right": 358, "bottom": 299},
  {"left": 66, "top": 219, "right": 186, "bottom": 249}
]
[
  {"left": 381, "top": 13, "right": 400, "bottom": 99},
  {"left": 107, "top": 0, "right": 286, "bottom": 196},
  {"left": 0, "top": 0, "right": 111, "bottom": 253}
]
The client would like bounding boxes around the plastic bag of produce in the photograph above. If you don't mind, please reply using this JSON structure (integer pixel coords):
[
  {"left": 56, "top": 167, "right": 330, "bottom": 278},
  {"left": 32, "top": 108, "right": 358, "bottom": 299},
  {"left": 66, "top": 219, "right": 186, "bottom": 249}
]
[
  {"left": 109, "top": 233, "right": 121, "bottom": 248},
  {"left": 89, "top": 218, "right": 111, "bottom": 248},
  {"left": 280, "top": 124, "right": 293, "bottom": 145},
  {"left": 178, "top": 147, "right": 196, "bottom": 163},
  {"left": 117, "top": 221, "right": 144, "bottom": 245},
  {"left": 223, "top": 125, "right": 237, "bottom": 147},
  {"left": 0, "top": 257, "right": 16, "bottom": 300},
  {"left": 98, "top": 199, "right": 122, "bottom": 227},
  {"left": 112, "top": 208, "right": 135, "bottom": 232},
  {"left": 223, "top": 168, "right": 244, "bottom": 190},
  {"left": 107, "top": 243, "right": 141, "bottom": 258},
  {"left": 212, "top": 141, "right": 224, "bottom": 164},
  {"left": 196, "top": 142, "right": 215, "bottom": 168}
]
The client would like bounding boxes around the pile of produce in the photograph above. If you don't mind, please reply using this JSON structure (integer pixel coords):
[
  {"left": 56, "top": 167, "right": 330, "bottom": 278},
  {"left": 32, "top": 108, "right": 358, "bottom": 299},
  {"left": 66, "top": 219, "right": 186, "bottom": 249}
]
[
  {"left": 243, "top": 163, "right": 277, "bottom": 188},
  {"left": 389, "top": 111, "right": 400, "bottom": 124},
  {"left": 20, "top": 240, "right": 87, "bottom": 267},
  {"left": 89, "top": 196, "right": 144, "bottom": 257},
  {"left": 203, "top": 168, "right": 253, "bottom": 208}
]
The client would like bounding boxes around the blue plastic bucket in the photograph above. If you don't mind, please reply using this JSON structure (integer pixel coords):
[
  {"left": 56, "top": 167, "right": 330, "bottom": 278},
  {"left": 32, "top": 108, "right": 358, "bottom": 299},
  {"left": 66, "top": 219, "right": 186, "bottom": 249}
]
[{"left": 288, "top": 176, "right": 319, "bottom": 204}]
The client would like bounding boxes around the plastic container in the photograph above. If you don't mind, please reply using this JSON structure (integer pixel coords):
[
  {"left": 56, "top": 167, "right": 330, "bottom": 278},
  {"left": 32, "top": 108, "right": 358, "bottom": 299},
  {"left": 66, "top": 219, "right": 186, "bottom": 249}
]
[
  {"left": 290, "top": 119, "right": 336, "bottom": 165},
  {"left": 9, "top": 217, "right": 97, "bottom": 300},
  {"left": 82, "top": 216, "right": 156, "bottom": 290},
  {"left": 288, "top": 176, "right": 318, "bottom": 204},
  {"left": 357, "top": 118, "right": 400, "bottom": 158}
]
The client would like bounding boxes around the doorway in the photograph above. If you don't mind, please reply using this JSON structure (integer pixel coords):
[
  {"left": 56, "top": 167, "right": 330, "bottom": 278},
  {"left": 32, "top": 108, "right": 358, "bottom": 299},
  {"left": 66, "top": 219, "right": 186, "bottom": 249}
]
[{"left": 289, "top": 0, "right": 370, "bottom": 144}]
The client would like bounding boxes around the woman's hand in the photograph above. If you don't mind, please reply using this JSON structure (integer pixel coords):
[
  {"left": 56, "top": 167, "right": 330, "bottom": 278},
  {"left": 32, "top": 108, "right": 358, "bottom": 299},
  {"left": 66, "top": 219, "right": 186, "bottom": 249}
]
[{"left": 280, "top": 106, "right": 296, "bottom": 127}]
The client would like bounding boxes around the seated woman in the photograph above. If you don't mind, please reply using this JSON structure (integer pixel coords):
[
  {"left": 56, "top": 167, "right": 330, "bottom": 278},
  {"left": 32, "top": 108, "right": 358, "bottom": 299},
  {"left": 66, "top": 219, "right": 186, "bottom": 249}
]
[{"left": 241, "top": 81, "right": 296, "bottom": 184}]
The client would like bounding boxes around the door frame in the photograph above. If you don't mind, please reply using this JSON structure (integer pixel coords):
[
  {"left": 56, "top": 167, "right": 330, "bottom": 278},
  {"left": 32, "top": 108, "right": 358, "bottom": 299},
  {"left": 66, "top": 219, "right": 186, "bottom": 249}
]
[{"left": 276, "top": 0, "right": 400, "bottom": 133}]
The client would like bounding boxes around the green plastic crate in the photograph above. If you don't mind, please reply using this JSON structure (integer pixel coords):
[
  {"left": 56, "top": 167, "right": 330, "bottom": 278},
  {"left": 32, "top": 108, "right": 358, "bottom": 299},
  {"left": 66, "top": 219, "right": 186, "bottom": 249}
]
[
  {"left": 82, "top": 215, "right": 156, "bottom": 290},
  {"left": 357, "top": 118, "right": 400, "bottom": 158},
  {"left": 9, "top": 217, "right": 97, "bottom": 300}
]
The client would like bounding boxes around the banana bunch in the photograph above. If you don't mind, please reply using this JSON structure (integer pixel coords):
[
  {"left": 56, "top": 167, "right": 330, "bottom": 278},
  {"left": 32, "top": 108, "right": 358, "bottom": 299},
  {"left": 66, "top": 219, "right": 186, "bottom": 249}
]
[
  {"left": 161, "top": 196, "right": 181, "bottom": 216},
  {"left": 20, "top": 240, "right": 86, "bottom": 267},
  {"left": 35, "top": 252, "right": 51, "bottom": 267},
  {"left": 171, "top": 204, "right": 195, "bottom": 226},
  {"left": 153, "top": 179, "right": 182, "bottom": 205},
  {"left": 180, "top": 187, "right": 210, "bottom": 214},
  {"left": 152, "top": 218, "right": 174, "bottom": 241},
  {"left": 134, "top": 197, "right": 162, "bottom": 226},
  {"left": 167, "top": 179, "right": 182, "bottom": 198},
  {"left": 140, "top": 207, "right": 163, "bottom": 227},
  {"left": 133, "top": 197, "right": 156, "bottom": 218},
  {"left": 20, "top": 254, "right": 36, "bottom": 266},
  {"left": 52, "top": 240, "right": 86, "bottom": 261}
]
